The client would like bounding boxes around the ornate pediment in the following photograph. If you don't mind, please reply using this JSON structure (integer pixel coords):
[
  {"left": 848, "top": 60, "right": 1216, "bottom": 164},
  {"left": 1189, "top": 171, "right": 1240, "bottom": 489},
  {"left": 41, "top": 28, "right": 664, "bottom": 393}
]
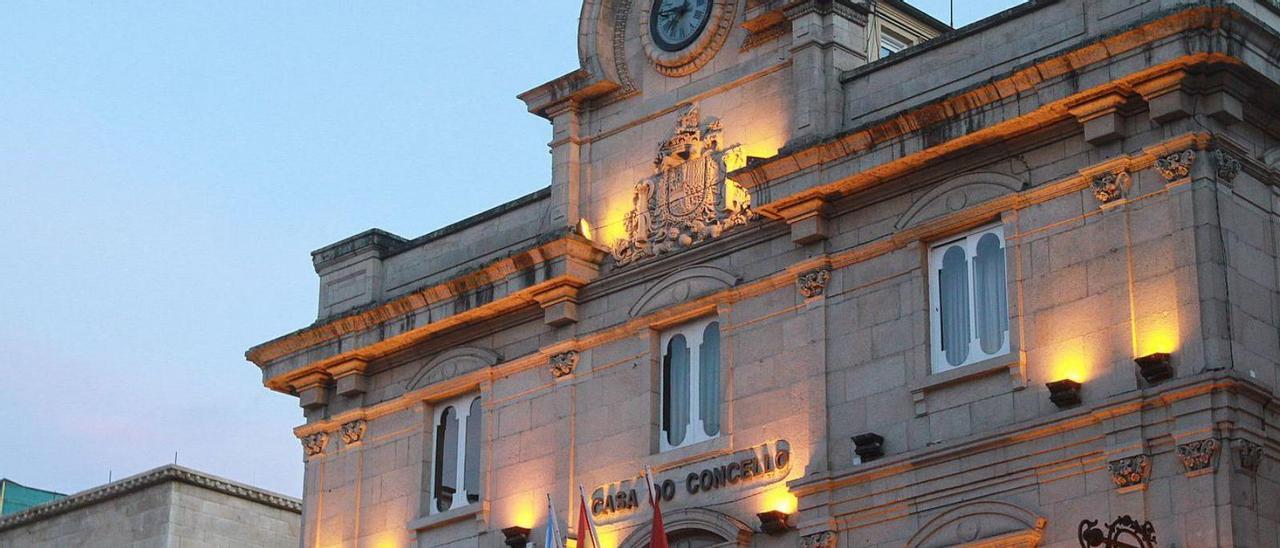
[
  {"left": 612, "top": 107, "right": 755, "bottom": 266},
  {"left": 405, "top": 347, "right": 501, "bottom": 392}
]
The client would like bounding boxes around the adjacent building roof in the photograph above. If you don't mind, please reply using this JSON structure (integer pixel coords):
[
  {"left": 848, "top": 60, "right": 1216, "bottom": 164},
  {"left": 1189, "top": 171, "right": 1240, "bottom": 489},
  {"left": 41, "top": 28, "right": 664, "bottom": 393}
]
[
  {"left": 0, "top": 465, "right": 301, "bottom": 532},
  {"left": 0, "top": 480, "right": 64, "bottom": 517}
]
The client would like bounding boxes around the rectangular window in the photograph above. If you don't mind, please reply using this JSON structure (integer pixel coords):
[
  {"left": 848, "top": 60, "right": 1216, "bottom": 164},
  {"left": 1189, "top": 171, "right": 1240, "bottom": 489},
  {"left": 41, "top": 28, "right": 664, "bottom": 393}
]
[
  {"left": 879, "top": 29, "right": 909, "bottom": 58},
  {"left": 430, "top": 394, "right": 482, "bottom": 514},
  {"left": 660, "top": 317, "right": 722, "bottom": 452},
  {"left": 928, "top": 224, "right": 1010, "bottom": 373}
]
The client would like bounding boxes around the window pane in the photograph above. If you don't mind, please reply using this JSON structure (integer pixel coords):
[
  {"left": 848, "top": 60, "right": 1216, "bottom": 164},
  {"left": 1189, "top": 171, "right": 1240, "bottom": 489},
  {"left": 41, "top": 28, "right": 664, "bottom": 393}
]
[
  {"left": 699, "top": 322, "right": 721, "bottom": 437},
  {"left": 664, "top": 334, "right": 690, "bottom": 447},
  {"left": 463, "top": 398, "right": 482, "bottom": 503},
  {"left": 433, "top": 406, "right": 459, "bottom": 512},
  {"left": 939, "top": 245, "right": 971, "bottom": 367},
  {"left": 974, "top": 233, "right": 1008, "bottom": 355}
]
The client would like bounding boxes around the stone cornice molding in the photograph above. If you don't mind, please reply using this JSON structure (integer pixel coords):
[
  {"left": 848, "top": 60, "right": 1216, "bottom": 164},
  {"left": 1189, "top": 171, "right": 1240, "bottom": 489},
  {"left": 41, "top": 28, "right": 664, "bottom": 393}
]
[
  {"left": 250, "top": 236, "right": 605, "bottom": 392},
  {"left": 0, "top": 465, "right": 301, "bottom": 532},
  {"left": 787, "top": 370, "right": 1276, "bottom": 497},
  {"left": 731, "top": 6, "right": 1274, "bottom": 216}
]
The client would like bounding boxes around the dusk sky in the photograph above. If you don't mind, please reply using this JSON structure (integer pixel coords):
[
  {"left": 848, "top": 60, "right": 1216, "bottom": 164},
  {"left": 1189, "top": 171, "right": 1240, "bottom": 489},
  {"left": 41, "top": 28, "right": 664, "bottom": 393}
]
[{"left": 0, "top": 1, "right": 1021, "bottom": 499}]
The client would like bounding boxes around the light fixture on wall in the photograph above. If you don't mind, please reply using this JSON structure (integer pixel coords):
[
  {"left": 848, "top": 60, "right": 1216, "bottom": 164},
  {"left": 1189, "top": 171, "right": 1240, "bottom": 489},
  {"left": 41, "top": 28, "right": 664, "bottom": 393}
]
[
  {"left": 756, "top": 510, "right": 793, "bottom": 535},
  {"left": 1046, "top": 379, "right": 1083, "bottom": 408},
  {"left": 501, "top": 526, "right": 531, "bottom": 548},
  {"left": 1134, "top": 353, "right": 1173, "bottom": 385},
  {"left": 852, "top": 432, "right": 885, "bottom": 463}
]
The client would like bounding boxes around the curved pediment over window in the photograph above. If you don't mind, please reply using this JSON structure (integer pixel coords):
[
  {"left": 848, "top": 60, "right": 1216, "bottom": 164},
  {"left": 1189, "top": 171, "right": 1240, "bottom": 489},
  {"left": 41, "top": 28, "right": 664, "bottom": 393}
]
[
  {"left": 619, "top": 507, "right": 751, "bottom": 548},
  {"left": 405, "top": 347, "right": 501, "bottom": 392},
  {"left": 896, "top": 171, "right": 1026, "bottom": 231},
  {"left": 1264, "top": 146, "right": 1280, "bottom": 171},
  {"left": 629, "top": 265, "right": 738, "bottom": 317},
  {"left": 907, "top": 500, "right": 1047, "bottom": 548}
]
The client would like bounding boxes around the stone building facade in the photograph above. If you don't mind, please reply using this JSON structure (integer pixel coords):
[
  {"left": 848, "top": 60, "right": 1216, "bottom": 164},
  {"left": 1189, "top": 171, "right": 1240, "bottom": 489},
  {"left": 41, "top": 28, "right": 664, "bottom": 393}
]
[
  {"left": 247, "top": 1, "right": 1280, "bottom": 546},
  {"left": 0, "top": 465, "right": 301, "bottom": 547}
]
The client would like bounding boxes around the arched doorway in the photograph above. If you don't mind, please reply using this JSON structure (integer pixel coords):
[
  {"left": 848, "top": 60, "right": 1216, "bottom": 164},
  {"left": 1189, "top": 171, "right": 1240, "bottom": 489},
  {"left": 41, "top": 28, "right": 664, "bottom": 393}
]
[{"left": 618, "top": 508, "right": 752, "bottom": 548}]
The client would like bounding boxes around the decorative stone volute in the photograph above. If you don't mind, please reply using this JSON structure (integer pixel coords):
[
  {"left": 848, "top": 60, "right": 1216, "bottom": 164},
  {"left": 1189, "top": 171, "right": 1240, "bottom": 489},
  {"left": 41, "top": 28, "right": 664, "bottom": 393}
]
[
  {"left": 1154, "top": 149, "right": 1195, "bottom": 181},
  {"left": 797, "top": 269, "right": 832, "bottom": 299},
  {"left": 302, "top": 432, "right": 329, "bottom": 457},
  {"left": 1176, "top": 438, "right": 1219, "bottom": 473},
  {"left": 612, "top": 107, "right": 756, "bottom": 266},
  {"left": 340, "top": 420, "right": 367, "bottom": 446},
  {"left": 1091, "top": 170, "right": 1131, "bottom": 204},
  {"left": 549, "top": 350, "right": 580, "bottom": 378},
  {"left": 1108, "top": 455, "right": 1151, "bottom": 489}
]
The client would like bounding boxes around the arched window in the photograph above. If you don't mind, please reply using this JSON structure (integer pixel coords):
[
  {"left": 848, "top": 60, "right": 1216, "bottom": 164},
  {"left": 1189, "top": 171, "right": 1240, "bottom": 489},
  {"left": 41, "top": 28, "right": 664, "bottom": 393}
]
[
  {"left": 660, "top": 317, "right": 721, "bottom": 452},
  {"left": 431, "top": 394, "right": 482, "bottom": 514}
]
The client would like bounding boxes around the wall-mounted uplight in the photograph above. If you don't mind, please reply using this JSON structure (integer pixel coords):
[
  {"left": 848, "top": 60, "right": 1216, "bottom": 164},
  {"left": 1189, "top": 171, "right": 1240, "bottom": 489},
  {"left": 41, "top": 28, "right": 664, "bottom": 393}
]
[
  {"left": 756, "top": 510, "right": 792, "bottom": 535},
  {"left": 1046, "top": 379, "right": 1083, "bottom": 408},
  {"left": 577, "top": 218, "right": 593, "bottom": 242},
  {"left": 852, "top": 432, "right": 885, "bottom": 463},
  {"left": 501, "top": 526, "right": 532, "bottom": 548},
  {"left": 1134, "top": 353, "right": 1172, "bottom": 385}
]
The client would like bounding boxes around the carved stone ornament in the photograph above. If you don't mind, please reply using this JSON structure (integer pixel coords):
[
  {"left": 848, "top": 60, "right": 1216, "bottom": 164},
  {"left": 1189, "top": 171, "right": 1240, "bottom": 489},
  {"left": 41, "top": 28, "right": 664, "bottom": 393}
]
[
  {"left": 1176, "top": 438, "right": 1220, "bottom": 473},
  {"left": 1236, "top": 439, "right": 1263, "bottom": 472},
  {"left": 1091, "top": 170, "right": 1131, "bottom": 204},
  {"left": 1214, "top": 149, "right": 1242, "bottom": 182},
  {"left": 1108, "top": 454, "right": 1151, "bottom": 488},
  {"left": 1154, "top": 149, "right": 1195, "bottom": 181},
  {"left": 801, "top": 531, "right": 837, "bottom": 548},
  {"left": 549, "top": 350, "right": 580, "bottom": 378},
  {"left": 797, "top": 269, "right": 832, "bottom": 298},
  {"left": 612, "top": 107, "right": 756, "bottom": 266},
  {"left": 302, "top": 432, "right": 329, "bottom": 457},
  {"left": 340, "top": 419, "right": 367, "bottom": 445},
  {"left": 1078, "top": 515, "right": 1157, "bottom": 548}
]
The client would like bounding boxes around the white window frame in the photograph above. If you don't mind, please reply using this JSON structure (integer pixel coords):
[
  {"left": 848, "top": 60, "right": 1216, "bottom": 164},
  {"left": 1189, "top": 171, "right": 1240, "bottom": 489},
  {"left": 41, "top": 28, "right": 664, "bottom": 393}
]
[
  {"left": 658, "top": 316, "right": 721, "bottom": 452},
  {"left": 927, "top": 224, "right": 1010, "bottom": 373},
  {"left": 878, "top": 28, "right": 910, "bottom": 59},
  {"left": 428, "top": 393, "right": 481, "bottom": 515}
]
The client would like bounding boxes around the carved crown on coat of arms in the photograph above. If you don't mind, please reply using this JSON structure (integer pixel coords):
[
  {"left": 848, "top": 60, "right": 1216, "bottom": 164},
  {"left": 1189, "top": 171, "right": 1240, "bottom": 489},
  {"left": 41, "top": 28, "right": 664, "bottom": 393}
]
[{"left": 611, "top": 107, "right": 756, "bottom": 266}]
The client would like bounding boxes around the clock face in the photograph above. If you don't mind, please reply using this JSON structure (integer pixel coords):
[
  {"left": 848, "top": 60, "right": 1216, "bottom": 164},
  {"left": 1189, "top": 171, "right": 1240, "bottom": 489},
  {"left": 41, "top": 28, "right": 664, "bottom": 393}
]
[{"left": 650, "top": 0, "right": 712, "bottom": 52}]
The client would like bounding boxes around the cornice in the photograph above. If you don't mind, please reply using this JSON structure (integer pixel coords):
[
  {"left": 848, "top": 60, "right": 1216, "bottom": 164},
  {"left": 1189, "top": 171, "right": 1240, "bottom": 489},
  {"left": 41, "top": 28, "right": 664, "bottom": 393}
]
[
  {"left": 733, "top": 5, "right": 1272, "bottom": 222},
  {"left": 788, "top": 370, "right": 1277, "bottom": 497},
  {"left": 0, "top": 465, "right": 301, "bottom": 532}
]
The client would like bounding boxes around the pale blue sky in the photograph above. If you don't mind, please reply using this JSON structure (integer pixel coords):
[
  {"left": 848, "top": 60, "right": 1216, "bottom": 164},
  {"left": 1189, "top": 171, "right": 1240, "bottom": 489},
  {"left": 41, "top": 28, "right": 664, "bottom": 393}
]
[{"left": 0, "top": 1, "right": 1021, "bottom": 498}]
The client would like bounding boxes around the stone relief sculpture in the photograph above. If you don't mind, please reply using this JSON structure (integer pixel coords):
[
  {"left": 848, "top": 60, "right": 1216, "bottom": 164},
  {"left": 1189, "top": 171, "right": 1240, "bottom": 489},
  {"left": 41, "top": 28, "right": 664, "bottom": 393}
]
[
  {"left": 612, "top": 107, "right": 756, "bottom": 266},
  {"left": 1214, "top": 149, "right": 1241, "bottom": 182},
  {"left": 1154, "top": 149, "right": 1195, "bottom": 181},
  {"left": 302, "top": 432, "right": 329, "bottom": 457},
  {"left": 800, "top": 531, "right": 837, "bottom": 548},
  {"left": 797, "top": 269, "right": 832, "bottom": 298},
  {"left": 1108, "top": 454, "right": 1150, "bottom": 488},
  {"left": 1176, "top": 438, "right": 1219, "bottom": 473},
  {"left": 1091, "top": 170, "right": 1131, "bottom": 204},
  {"left": 340, "top": 420, "right": 367, "bottom": 446},
  {"left": 549, "top": 350, "right": 580, "bottom": 378},
  {"left": 1236, "top": 439, "right": 1263, "bottom": 472}
]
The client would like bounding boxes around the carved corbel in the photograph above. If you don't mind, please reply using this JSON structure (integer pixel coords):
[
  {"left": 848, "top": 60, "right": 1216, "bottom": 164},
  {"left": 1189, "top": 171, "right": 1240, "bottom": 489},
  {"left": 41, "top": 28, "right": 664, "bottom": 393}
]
[
  {"left": 549, "top": 350, "right": 580, "bottom": 378},
  {"left": 1235, "top": 440, "right": 1263, "bottom": 473},
  {"left": 797, "top": 268, "right": 832, "bottom": 298},
  {"left": 1153, "top": 149, "right": 1196, "bottom": 182},
  {"left": 301, "top": 431, "right": 329, "bottom": 458},
  {"left": 330, "top": 357, "right": 369, "bottom": 397},
  {"left": 777, "top": 197, "right": 834, "bottom": 245},
  {"left": 288, "top": 371, "right": 333, "bottom": 411},
  {"left": 1080, "top": 159, "right": 1133, "bottom": 205},
  {"left": 1176, "top": 438, "right": 1220, "bottom": 474},
  {"left": 1213, "top": 149, "right": 1241, "bottom": 184},
  {"left": 1133, "top": 69, "right": 1194, "bottom": 123},
  {"left": 1067, "top": 92, "right": 1129, "bottom": 145},
  {"left": 340, "top": 419, "right": 367, "bottom": 446},
  {"left": 1108, "top": 454, "right": 1151, "bottom": 490}
]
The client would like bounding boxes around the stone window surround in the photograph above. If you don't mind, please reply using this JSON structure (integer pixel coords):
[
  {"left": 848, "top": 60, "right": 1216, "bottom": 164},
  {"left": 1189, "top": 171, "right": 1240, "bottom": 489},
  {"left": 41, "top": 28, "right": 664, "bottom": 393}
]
[
  {"left": 428, "top": 393, "right": 483, "bottom": 516},
  {"left": 657, "top": 315, "right": 724, "bottom": 452},
  {"left": 926, "top": 222, "right": 1012, "bottom": 373},
  {"left": 912, "top": 214, "right": 1026, "bottom": 416},
  {"left": 647, "top": 304, "right": 734, "bottom": 458}
]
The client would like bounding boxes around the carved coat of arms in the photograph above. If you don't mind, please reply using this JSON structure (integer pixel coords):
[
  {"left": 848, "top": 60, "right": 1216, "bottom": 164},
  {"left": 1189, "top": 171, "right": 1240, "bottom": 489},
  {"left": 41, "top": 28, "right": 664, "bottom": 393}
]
[{"left": 612, "top": 107, "right": 755, "bottom": 265}]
